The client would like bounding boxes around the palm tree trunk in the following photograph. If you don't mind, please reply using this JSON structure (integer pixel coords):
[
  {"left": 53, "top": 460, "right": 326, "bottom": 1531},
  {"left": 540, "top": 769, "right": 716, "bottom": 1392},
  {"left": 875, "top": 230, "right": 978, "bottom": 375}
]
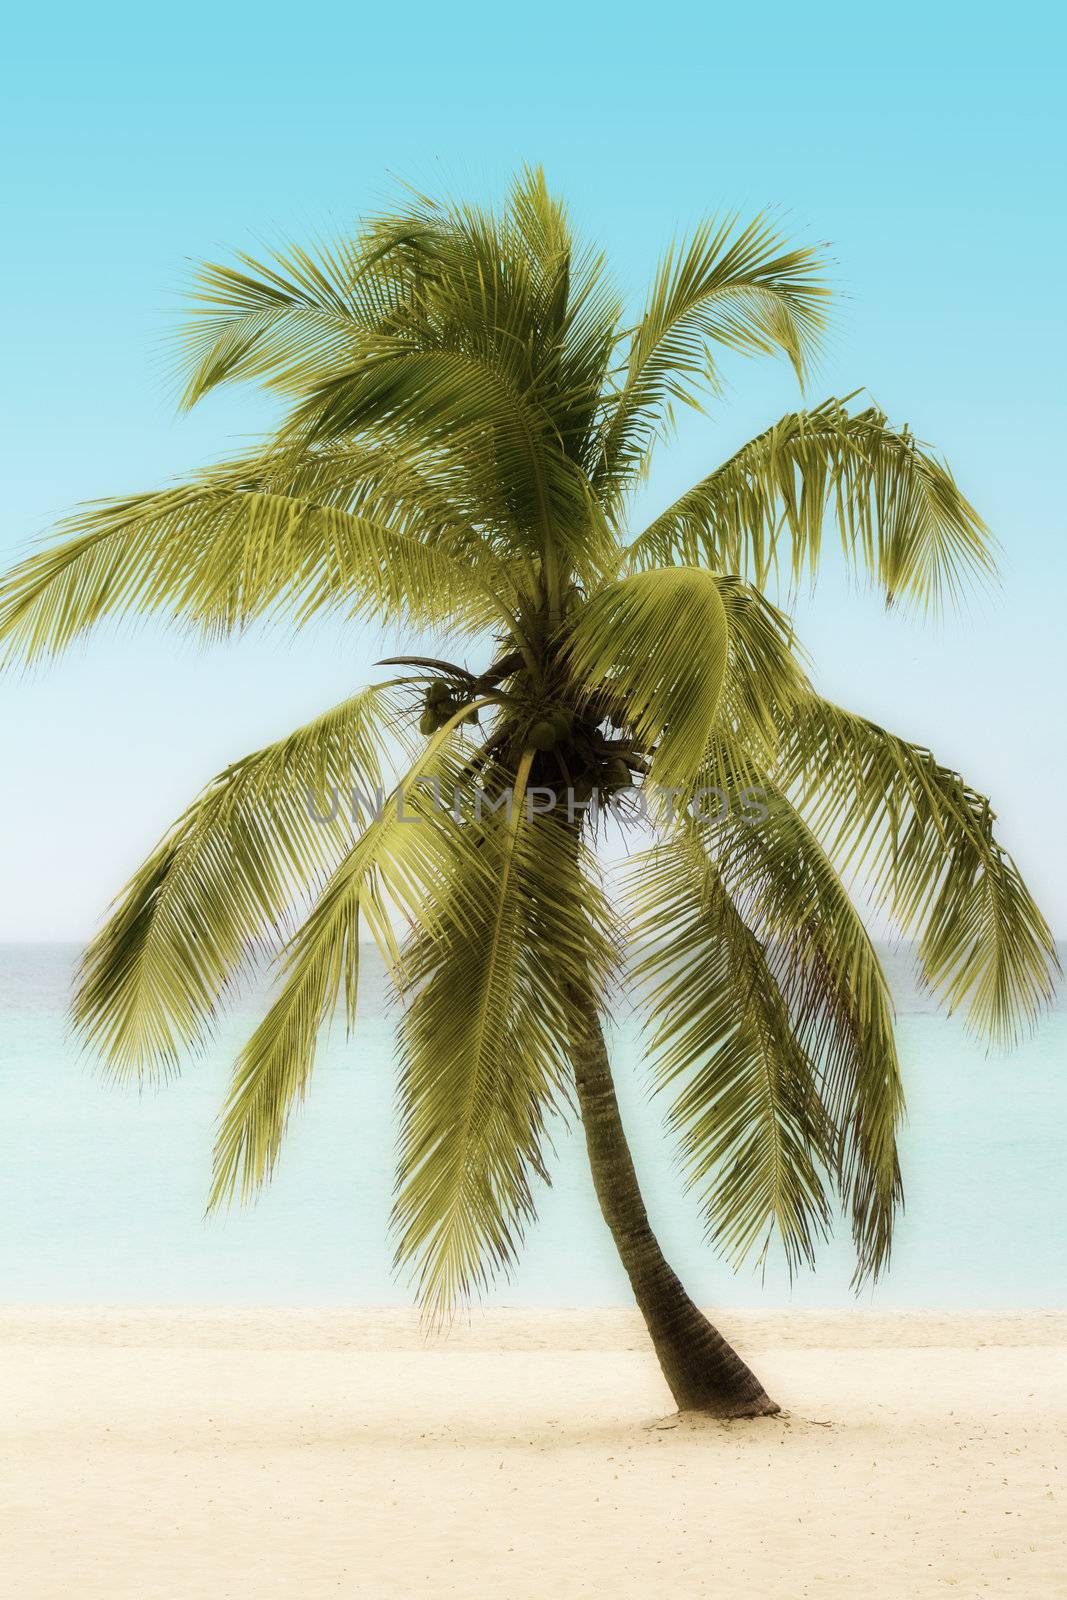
[{"left": 569, "top": 996, "right": 780, "bottom": 1418}]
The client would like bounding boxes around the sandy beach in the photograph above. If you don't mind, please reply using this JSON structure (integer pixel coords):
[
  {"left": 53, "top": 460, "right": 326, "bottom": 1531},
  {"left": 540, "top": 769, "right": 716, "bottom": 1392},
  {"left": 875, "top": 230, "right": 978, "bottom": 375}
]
[{"left": 2, "top": 1307, "right": 1064, "bottom": 1598}]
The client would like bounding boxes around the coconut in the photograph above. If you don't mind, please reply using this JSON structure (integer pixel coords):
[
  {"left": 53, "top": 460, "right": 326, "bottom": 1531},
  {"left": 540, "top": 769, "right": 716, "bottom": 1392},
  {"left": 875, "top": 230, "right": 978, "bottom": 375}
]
[{"left": 528, "top": 718, "right": 558, "bottom": 750}]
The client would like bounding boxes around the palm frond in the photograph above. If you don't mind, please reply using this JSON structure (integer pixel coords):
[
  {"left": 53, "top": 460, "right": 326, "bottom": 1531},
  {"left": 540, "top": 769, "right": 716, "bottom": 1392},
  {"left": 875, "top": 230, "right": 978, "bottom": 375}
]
[
  {"left": 715, "top": 577, "right": 810, "bottom": 757},
  {"left": 627, "top": 827, "right": 833, "bottom": 1273},
  {"left": 703, "top": 743, "right": 904, "bottom": 1281},
  {"left": 598, "top": 216, "right": 830, "bottom": 488},
  {"left": 173, "top": 217, "right": 448, "bottom": 409},
  {"left": 175, "top": 237, "right": 374, "bottom": 409},
  {"left": 564, "top": 566, "right": 730, "bottom": 790},
  {"left": 208, "top": 714, "right": 498, "bottom": 1209},
  {"left": 778, "top": 697, "right": 1058, "bottom": 1041},
  {"left": 73, "top": 682, "right": 409, "bottom": 1082},
  {"left": 271, "top": 180, "right": 622, "bottom": 590},
  {"left": 392, "top": 759, "right": 618, "bottom": 1311},
  {"left": 630, "top": 398, "right": 996, "bottom": 614},
  {"left": 290, "top": 345, "right": 613, "bottom": 593},
  {"left": 0, "top": 457, "right": 511, "bottom": 666}
]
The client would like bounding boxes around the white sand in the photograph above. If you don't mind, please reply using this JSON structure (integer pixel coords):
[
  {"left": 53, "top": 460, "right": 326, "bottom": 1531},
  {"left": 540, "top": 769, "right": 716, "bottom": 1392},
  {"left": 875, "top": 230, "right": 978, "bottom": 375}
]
[{"left": 3, "top": 1307, "right": 1064, "bottom": 1598}]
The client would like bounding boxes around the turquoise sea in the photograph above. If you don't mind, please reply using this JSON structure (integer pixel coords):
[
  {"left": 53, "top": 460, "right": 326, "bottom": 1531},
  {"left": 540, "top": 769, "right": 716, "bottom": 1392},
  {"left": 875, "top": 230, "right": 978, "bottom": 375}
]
[{"left": 1, "top": 942, "right": 1064, "bottom": 1309}]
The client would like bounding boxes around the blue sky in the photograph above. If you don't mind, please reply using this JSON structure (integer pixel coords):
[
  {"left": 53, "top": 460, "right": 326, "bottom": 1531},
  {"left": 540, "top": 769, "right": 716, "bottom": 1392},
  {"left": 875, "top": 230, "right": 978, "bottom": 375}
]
[{"left": 2, "top": 0, "right": 1065, "bottom": 938}]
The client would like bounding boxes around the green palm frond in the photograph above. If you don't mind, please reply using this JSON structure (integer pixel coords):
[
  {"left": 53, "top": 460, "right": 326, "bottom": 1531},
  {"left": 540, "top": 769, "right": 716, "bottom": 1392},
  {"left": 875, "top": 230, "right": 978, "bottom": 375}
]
[
  {"left": 628, "top": 827, "right": 832, "bottom": 1274},
  {"left": 630, "top": 398, "right": 995, "bottom": 614},
  {"left": 0, "top": 459, "right": 513, "bottom": 666},
  {"left": 598, "top": 216, "right": 830, "bottom": 488},
  {"left": 564, "top": 567, "right": 730, "bottom": 789},
  {"left": 714, "top": 578, "right": 810, "bottom": 756},
  {"left": 392, "top": 759, "right": 618, "bottom": 1311},
  {"left": 778, "top": 697, "right": 1058, "bottom": 1042},
  {"left": 208, "top": 716, "right": 496, "bottom": 1209},
  {"left": 258, "top": 175, "right": 622, "bottom": 591},
  {"left": 73, "top": 682, "right": 409, "bottom": 1082},
  {"left": 175, "top": 234, "right": 379, "bottom": 410},
  {"left": 206, "top": 823, "right": 375, "bottom": 1210},
  {"left": 700, "top": 743, "right": 904, "bottom": 1281},
  {"left": 291, "top": 344, "right": 599, "bottom": 571}
]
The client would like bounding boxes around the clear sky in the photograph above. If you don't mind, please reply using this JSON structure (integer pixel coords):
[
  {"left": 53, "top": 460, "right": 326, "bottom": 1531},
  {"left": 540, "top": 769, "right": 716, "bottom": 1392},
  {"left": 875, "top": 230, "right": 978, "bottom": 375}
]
[{"left": 2, "top": 0, "right": 1065, "bottom": 939}]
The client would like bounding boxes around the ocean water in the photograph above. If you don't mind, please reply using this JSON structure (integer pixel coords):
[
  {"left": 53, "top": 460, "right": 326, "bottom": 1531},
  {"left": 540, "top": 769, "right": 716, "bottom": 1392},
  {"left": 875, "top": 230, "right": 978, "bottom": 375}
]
[{"left": 1, "top": 942, "right": 1064, "bottom": 1309}]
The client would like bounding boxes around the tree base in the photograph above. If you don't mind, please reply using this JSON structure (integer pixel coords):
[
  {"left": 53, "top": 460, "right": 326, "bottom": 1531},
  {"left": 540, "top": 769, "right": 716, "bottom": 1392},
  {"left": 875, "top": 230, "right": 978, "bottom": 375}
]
[
  {"left": 651, "top": 1392, "right": 783, "bottom": 1428},
  {"left": 682, "top": 1391, "right": 782, "bottom": 1420},
  {"left": 664, "top": 1367, "right": 782, "bottom": 1418},
  {"left": 653, "top": 1331, "right": 782, "bottom": 1419}
]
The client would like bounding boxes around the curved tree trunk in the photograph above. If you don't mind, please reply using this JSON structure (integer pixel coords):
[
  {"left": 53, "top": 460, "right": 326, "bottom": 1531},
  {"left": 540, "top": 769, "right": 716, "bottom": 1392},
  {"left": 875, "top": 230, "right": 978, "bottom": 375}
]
[{"left": 569, "top": 996, "right": 780, "bottom": 1418}]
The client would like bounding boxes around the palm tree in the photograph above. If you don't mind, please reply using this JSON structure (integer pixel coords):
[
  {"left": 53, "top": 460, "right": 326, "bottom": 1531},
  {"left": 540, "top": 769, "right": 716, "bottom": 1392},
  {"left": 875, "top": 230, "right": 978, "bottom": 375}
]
[{"left": 0, "top": 170, "right": 1056, "bottom": 1417}]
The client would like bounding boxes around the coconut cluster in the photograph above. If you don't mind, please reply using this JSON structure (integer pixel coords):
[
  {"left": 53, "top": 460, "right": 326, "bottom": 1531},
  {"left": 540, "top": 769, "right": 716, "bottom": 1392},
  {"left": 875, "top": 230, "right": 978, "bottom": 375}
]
[
  {"left": 418, "top": 678, "right": 478, "bottom": 734},
  {"left": 527, "top": 707, "right": 574, "bottom": 750},
  {"left": 526, "top": 707, "right": 633, "bottom": 797},
  {"left": 417, "top": 675, "right": 636, "bottom": 801}
]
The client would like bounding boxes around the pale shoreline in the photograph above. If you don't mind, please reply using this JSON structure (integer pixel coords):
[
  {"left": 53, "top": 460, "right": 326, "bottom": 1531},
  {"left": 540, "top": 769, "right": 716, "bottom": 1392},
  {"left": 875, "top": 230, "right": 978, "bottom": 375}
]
[{"left": 4, "top": 1308, "right": 1065, "bottom": 1598}]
